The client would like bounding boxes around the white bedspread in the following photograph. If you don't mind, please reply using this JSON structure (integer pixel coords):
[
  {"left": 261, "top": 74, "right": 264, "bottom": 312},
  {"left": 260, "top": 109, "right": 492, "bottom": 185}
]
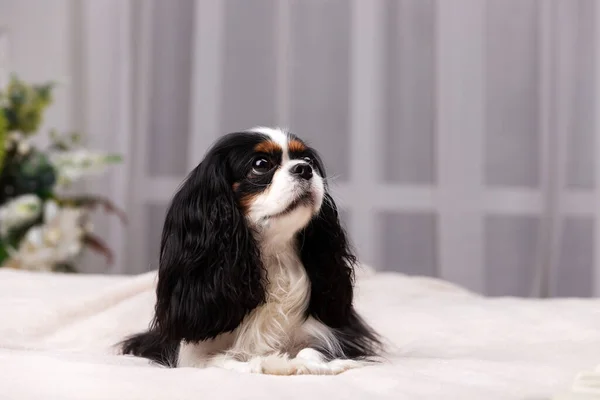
[{"left": 0, "top": 266, "right": 599, "bottom": 400}]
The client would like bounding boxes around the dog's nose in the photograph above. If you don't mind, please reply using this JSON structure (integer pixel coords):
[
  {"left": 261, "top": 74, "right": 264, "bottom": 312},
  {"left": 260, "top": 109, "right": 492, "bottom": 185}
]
[{"left": 291, "top": 163, "right": 313, "bottom": 180}]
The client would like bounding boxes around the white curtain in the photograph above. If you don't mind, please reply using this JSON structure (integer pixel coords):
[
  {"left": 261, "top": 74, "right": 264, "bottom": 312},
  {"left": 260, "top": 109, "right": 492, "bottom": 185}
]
[{"left": 2, "top": 0, "right": 599, "bottom": 297}]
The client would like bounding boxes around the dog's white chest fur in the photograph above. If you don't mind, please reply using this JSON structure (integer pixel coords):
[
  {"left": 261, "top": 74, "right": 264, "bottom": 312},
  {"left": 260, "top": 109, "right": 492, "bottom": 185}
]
[
  {"left": 177, "top": 246, "right": 313, "bottom": 367},
  {"left": 176, "top": 223, "right": 361, "bottom": 375},
  {"left": 231, "top": 249, "right": 310, "bottom": 356}
]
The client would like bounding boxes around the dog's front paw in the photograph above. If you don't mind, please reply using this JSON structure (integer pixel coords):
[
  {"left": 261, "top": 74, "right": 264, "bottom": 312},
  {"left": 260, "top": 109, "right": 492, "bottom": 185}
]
[
  {"left": 241, "top": 350, "right": 365, "bottom": 376},
  {"left": 253, "top": 354, "right": 298, "bottom": 376},
  {"left": 293, "top": 348, "right": 363, "bottom": 375}
]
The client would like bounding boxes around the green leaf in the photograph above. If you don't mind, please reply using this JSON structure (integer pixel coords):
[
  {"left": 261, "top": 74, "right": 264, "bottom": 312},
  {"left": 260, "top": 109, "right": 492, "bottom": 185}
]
[
  {"left": 103, "top": 154, "right": 123, "bottom": 164},
  {"left": 0, "top": 110, "right": 6, "bottom": 173},
  {"left": 0, "top": 149, "right": 57, "bottom": 203},
  {"left": 0, "top": 240, "right": 9, "bottom": 267},
  {"left": 0, "top": 217, "right": 41, "bottom": 268},
  {"left": 3, "top": 76, "right": 55, "bottom": 135},
  {"left": 3, "top": 213, "right": 43, "bottom": 247}
]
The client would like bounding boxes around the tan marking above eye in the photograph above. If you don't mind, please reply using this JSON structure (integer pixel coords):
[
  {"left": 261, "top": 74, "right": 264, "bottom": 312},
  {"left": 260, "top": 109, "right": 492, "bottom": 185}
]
[
  {"left": 254, "top": 140, "right": 282, "bottom": 154},
  {"left": 232, "top": 182, "right": 240, "bottom": 191},
  {"left": 288, "top": 139, "right": 306, "bottom": 153}
]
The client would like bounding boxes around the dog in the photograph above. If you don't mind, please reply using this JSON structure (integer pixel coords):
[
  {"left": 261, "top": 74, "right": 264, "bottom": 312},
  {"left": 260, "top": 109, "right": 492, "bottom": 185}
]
[{"left": 120, "top": 127, "right": 381, "bottom": 375}]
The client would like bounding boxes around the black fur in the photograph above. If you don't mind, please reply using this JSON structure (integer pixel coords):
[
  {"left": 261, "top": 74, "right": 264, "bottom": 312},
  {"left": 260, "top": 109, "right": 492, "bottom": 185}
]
[
  {"left": 299, "top": 192, "right": 381, "bottom": 360},
  {"left": 297, "top": 148, "right": 381, "bottom": 360},
  {"left": 120, "top": 133, "right": 267, "bottom": 365},
  {"left": 120, "top": 329, "right": 179, "bottom": 367},
  {"left": 153, "top": 155, "right": 264, "bottom": 342},
  {"left": 120, "top": 131, "right": 381, "bottom": 366}
]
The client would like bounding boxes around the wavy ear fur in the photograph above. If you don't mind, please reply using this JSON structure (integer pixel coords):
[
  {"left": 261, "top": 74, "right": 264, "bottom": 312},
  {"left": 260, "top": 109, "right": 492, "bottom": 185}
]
[
  {"left": 152, "top": 151, "right": 265, "bottom": 343},
  {"left": 299, "top": 184, "right": 381, "bottom": 360}
]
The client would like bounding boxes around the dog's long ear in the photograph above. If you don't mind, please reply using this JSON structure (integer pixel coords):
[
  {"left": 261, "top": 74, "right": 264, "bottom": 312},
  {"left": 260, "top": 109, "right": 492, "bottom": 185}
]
[
  {"left": 298, "top": 160, "right": 381, "bottom": 359},
  {"left": 152, "top": 153, "right": 264, "bottom": 343}
]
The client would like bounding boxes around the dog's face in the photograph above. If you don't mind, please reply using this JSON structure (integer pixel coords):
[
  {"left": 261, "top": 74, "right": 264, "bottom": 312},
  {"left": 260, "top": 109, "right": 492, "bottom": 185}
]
[{"left": 228, "top": 127, "right": 325, "bottom": 243}]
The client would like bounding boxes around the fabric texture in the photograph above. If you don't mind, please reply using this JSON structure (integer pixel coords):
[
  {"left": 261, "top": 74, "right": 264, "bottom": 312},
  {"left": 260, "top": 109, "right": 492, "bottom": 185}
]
[{"left": 0, "top": 266, "right": 599, "bottom": 400}]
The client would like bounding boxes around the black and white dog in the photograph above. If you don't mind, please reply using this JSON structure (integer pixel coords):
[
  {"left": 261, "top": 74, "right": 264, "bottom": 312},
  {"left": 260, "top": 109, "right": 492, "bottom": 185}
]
[{"left": 121, "top": 127, "right": 381, "bottom": 375}]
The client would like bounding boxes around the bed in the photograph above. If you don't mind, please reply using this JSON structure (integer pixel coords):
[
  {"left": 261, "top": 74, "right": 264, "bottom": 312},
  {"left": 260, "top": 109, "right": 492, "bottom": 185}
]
[{"left": 0, "top": 265, "right": 598, "bottom": 400}]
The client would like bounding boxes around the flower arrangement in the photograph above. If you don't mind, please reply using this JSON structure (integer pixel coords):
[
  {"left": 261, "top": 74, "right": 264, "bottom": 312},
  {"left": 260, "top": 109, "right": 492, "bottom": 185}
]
[{"left": 0, "top": 76, "right": 124, "bottom": 272}]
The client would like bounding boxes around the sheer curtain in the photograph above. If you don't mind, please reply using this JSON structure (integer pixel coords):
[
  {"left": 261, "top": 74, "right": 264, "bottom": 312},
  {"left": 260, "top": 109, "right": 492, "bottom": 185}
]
[
  {"left": 118, "top": 0, "right": 599, "bottom": 298},
  {"left": 3, "top": 0, "right": 597, "bottom": 297}
]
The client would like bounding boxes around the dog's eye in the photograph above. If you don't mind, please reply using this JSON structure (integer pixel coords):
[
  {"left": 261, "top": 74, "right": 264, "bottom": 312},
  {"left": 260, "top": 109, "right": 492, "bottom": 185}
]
[
  {"left": 252, "top": 157, "right": 273, "bottom": 174},
  {"left": 303, "top": 156, "right": 313, "bottom": 165}
]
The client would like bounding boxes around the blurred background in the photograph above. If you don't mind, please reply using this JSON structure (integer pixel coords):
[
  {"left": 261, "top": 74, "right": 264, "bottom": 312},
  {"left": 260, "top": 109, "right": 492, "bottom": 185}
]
[{"left": 0, "top": 0, "right": 598, "bottom": 298}]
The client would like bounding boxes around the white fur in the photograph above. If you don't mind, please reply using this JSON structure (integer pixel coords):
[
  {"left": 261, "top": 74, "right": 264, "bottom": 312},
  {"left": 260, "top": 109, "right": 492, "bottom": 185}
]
[
  {"left": 177, "top": 128, "right": 353, "bottom": 375},
  {"left": 203, "top": 350, "right": 361, "bottom": 375},
  {"left": 228, "top": 242, "right": 310, "bottom": 357},
  {"left": 249, "top": 126, "right": 290, "bottom": 161}
]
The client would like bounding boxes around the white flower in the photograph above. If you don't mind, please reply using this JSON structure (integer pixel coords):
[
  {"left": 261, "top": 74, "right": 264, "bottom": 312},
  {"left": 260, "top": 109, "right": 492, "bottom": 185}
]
[
  {"left": 0, "top": 195, "right": 42, "bottom": 237},
  {"left": 8, "top": 132, "right": 22, "bottom": 142},
  {"left": 17, "top": 141, "right": 31, "bottom": 155},
  {"left": 49, "top": 149, "right": 121, "bottom": 186},
  {"left": 4, "top": 132, "right": 26, "bottom": 152},
  {"left": 6, "top": 202, "right": 87, "bottom": 271},
  {"left": 24, "top": 225, "right": 44, "bottom": 246},
  {"left": 44, "top": 200, "right": 60, "bottom": 221}
]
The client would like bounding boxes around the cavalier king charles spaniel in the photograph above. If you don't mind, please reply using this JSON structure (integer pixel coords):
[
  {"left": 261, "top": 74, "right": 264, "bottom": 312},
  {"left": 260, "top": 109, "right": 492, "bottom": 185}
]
[{"left": 120, "top": 127, "right": 381, "bottom": 375}]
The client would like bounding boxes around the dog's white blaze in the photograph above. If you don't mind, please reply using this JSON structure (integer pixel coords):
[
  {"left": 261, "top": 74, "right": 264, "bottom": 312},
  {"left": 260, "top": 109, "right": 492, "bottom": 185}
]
[{"left": 249, "top": 126, "right": 290, "bottom": 161}]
